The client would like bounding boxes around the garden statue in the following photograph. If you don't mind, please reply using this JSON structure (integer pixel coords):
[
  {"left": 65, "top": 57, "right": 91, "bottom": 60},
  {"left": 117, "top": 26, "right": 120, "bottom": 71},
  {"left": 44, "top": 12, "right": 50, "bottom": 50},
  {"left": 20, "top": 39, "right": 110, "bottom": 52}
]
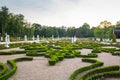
[{"left": 24, "top": 35, "right": 27, "bottom": 42}]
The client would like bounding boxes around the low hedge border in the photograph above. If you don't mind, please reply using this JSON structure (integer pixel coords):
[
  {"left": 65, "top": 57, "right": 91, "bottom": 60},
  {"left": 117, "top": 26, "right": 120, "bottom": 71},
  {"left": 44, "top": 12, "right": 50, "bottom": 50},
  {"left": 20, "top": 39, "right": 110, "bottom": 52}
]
[
  {"left": 26, "top": 52, "right": 45, "bottom": 56},
  {"left": 79, "top": 65, "right": 120, "bottom": 80},
  {"left": 26, "top": 50, "right": 45, "bottom": 56},
  {"left": 87, "top": 71, "right": 120, "bottom": 80},
  {"left": 112, "top": 51, "right": 120, "bottom": 56},
  {"left": 69, "top": 58, "right": 104, "bottom": 80},
  {"left": 0, "top": 62, "right": 8, "bottom": 76},
  {"left": 0, "top": 57, "right": 33, "bottom": 80},
  {"left": 0, "top": 50, "right": 26, "bottom": 55},
  {"left": 79, "top": 53, "right": 98, "bottom": 58},
  {"left": 0, "top": 60, "right": 17, "bottom": 80}
]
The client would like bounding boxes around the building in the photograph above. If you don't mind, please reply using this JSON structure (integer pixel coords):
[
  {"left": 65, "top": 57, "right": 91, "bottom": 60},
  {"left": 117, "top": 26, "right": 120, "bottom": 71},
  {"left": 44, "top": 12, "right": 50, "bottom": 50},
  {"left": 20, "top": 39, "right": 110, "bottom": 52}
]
[{"left": 114, "top": 26, "right": 120, "bottom": 38}]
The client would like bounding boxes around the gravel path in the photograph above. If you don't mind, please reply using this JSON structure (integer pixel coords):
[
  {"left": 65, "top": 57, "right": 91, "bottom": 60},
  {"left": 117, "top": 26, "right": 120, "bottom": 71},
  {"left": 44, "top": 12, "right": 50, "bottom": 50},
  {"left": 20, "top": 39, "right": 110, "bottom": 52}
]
[
  {"left": 0, "top": 47, "right": 24, "bottom": 52},
  {"left": 80, "top": 49, "right": 92, "bottom": 55},
  {"left": 96, "top": 52, "right": 120, "bottom": 66},
  {"left": 8, "top": 57, "right": 90, "bottom": 80},
  {"left": 0, "top": 48, "right": 119, "bottom": 80}
]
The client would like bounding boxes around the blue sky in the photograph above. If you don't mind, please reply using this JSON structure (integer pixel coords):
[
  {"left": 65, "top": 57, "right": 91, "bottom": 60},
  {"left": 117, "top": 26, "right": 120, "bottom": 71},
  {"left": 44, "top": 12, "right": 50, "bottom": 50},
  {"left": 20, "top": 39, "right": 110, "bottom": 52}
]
[{"left": 0, "top": 0, "right": 120, "bottom": 27}]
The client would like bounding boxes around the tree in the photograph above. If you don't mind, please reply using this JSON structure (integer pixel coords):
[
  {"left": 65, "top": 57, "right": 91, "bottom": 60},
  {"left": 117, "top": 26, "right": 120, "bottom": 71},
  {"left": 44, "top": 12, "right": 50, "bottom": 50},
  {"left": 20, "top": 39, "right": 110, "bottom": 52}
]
[
  {"left": 116, "top": 20, "right": 120, "bottom": 26},
  {"left": 76, "top": 27, "right": 83, "bottom": 38},
  {"left": 67, "top": 27, "right": 76, "bottom": 37},
  {"left": 33, "top": 23, "right": 42, "bottom": 37},
  {"left": 80, "top": 23, "right": 91, "bottom": 37},
  {"left": 0, "top": 6, "right": 10, "bottom": 36},
  {"left": 106, "top": 26, "right": 114, "bottom": 40},
  {"left": 94, "top": 27, "right": 104, "bottom": 41},
  {"left": 112, "top": 33, "right": 116, "bottom": 42},
  {"left": 57, "top": 27, "right": 66, "bottom": 37}
]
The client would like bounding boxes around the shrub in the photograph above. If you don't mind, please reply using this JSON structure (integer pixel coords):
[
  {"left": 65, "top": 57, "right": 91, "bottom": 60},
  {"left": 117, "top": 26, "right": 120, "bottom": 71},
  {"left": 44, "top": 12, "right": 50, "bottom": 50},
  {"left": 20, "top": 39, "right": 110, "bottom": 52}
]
[
  {"left": 69, "top": 59, "right": 104, "bottom": 80},
  {"left": 0, "top": 50, "right": 26, "bottom": 55},
  {"left": 112, "top": 51, "right": 120, "bottom": 56},
  {"left": 87, "top": 71, "right": 120, "bottom": 80},
  {"left": 92, "top": 47, "right": 102, "bottom": 53},
  {"left": 112, "top": 33, "right": 116, "bottom": 42},
  {"left": 0, "top": 62, "right": 8, "bottom": 76},
  {"left": 79, "top": 65, "right": 120, "bottom": 80},
  {"left": 79, "top": 53, "right": 98, "bottom": 58},
  {"left": 0, "top": 57, "right": 33, "bottom": 80},
  {"left": 0, "top": 52, "right": 13, "bottom": 55},
  {"left": 0, "top": 60, "right": 17, "bottom": 80},
  {"left": 49, "top": 55, "right": 59, "bottom": 65}
]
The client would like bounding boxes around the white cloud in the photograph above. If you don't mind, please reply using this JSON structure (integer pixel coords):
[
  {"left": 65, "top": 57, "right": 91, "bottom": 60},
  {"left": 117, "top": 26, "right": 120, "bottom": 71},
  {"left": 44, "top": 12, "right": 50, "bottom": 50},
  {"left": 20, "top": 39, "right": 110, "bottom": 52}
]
[{"left": 0, "top": 0, "right": 120, "bottom": 27}]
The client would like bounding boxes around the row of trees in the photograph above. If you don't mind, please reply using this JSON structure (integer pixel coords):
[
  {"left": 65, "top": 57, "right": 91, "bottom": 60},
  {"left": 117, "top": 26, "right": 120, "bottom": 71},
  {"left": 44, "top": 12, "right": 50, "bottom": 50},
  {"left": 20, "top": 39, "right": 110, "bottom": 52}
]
[
  {"left": 33, "top": 23, "right": 94, "bottom": 38},
  {"left": 0, "top": 6, "right": 94, "bottom": 38},
  {"left": 0, "top": 6, "right": 119, "bottom": 40},
  {"left": 0, "top": 6, "right": 34, "bottom": 38}
]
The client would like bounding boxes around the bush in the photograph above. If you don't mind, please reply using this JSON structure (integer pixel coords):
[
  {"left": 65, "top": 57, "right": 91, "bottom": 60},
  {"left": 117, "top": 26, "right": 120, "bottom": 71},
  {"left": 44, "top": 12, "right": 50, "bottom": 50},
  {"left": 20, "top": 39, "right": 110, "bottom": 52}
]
[
  {"left": 92, "top": 47, "right": 102, "bottom": 53},
  {"left": 0, "top": 60, "right": 17, "bottom": 80},
  {"left": 14, "top": 57, "right": 33, "bottom": 62},
  {"left": 79, "top": 65, "right": 120, "bottom": 80},
  {"left": 112, "top": 33, "right": 116, "bottom": 42},
  {"left": 49, "top": 55, "right": 59, "bottom": 65},
  {"left": 79, "top": 53, "right": 98, "bottom": 58},
  {"left": 87, "top": 71, "right": 120, "bottom": 80},
  {"left": 0, "top": 57, "right": 33, "bottom": 80},
  {"left": 0, "top": 62, "right": 8, "bottom": 76},
  {"left": 0, "top": 50, "right": 26, "bottom": 55},
  {"left": 0, "top": 52, "right": 13, "bottom": 55},
  {"left": 101, "top": 48, "right": 116, "bottom": 53},
  {"left": 69, "top": 59, "right": 104, "bottom": 80},
  {"left": 112, "top": 51, "right": 120, "bottom": 56}
]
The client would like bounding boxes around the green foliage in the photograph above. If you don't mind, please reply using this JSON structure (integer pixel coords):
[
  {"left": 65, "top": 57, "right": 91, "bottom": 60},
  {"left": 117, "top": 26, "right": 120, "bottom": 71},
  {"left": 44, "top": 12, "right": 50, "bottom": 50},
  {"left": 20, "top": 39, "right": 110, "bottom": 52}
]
[
  {"left": 112, "top": 51, "right": 120, "bottom": 56},
  {"left": 69, "top": 58, "right": 104, "bottom": 80},
  {"left": 87, "top": 71, "right": 120, "bottom": 80},
  {"left": 0, "top": 62, "right": 8, "bottom": 76},
  {"left": 79, "top": 53, "right": 98, "bottom": 58},
  {"left": 112, "top": 33, "right": 116, "bottom": 42},
  {"left": 79, "top": 65, "right": 120, "bottom": 80},
  {"left": 0, "top": 50, "right": 26, "bottom": 55},
  {"left": 94, "top": 27, "right": 104, "bottom": 41},
  {"left": 92, "top": 47, "right": 102, "bottom": 53},
  {"left": 0, "top": 57, "right": 33, "bottom": 80}
]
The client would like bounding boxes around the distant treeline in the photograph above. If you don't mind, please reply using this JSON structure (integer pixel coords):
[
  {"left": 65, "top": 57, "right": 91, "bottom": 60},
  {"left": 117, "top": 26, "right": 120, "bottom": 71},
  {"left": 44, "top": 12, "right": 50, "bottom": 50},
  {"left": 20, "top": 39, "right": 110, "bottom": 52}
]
[{"left": 0, "top": 6, "right": 119, "bottom": 39}]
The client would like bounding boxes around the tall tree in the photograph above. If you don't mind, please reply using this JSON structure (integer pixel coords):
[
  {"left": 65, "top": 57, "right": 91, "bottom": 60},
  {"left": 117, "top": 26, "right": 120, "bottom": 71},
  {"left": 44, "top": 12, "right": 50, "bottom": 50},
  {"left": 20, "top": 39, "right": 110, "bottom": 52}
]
[
  {"left": 0, "top": 6, "right": 10, "bottom": 36},
  {"left": 67, "top": 27, "right": 76, "bottom": 37},
  {"left": 80, "top": 23, "right": 90, "bottom": 37},
  {"left": 94, "top": 27, "right": 104, "bottom": 41}
]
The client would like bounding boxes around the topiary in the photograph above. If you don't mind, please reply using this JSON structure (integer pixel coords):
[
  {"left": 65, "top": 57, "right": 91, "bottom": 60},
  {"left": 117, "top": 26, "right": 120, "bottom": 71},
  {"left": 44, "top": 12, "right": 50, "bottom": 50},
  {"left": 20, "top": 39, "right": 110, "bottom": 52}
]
[{"left": 112, "top": 33, "right": 116, "bottom": 42}]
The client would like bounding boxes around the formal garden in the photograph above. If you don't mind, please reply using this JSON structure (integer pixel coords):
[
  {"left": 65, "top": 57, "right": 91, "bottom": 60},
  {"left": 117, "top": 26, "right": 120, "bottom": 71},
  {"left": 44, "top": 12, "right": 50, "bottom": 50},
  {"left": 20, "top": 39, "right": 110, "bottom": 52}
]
[
  {"left": 0, "top": 39, "right": 120, "bottom": 80},
  {"left": 0, "top": 5, "right": 120, "bottom": 80}
]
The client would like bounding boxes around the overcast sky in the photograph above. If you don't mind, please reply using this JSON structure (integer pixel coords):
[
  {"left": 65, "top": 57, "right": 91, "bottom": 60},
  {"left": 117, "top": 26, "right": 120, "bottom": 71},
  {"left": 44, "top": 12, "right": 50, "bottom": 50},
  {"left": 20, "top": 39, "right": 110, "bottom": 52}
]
[{"left": 0, "top": 0, "right": 120, "bottom": 27}]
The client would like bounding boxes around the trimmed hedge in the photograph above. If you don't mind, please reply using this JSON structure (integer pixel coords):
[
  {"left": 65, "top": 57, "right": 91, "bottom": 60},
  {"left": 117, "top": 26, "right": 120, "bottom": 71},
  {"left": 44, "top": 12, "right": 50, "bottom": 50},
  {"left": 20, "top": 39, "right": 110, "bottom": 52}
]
[
  {"left": 79, "top": 65, "right": 120, "bottom": 80},
  {"left": 14, "top": 57, "right": 33, "bottom": 62},
  {"left": 87, "top": 71, "right": 120, "bottom": 80},
  {"left": 49, "top": 55, "right": 59, "bottom": 65},
  {"left": 0, "top": 60, "right": 17, "bottom": 80},
  {"left": 79, "top": 53, "right": 98, "bottom": 58},
  {"left": 0, "top": 57, "right": 33, "bottom": 80},
  {"left": 0, "top": 50, "right": 26, "bottom": 55},
  {"left": 112, "top": 51, "right": 120, "bottom": 56},
  {"left": 69, "top": 59, "right": 104, "bottom": 80},
  {"left": 26, "top": 50, "right": 46, "bottom": 56},
  {"left": 92, "top": 47, "right": 102, "bottom": 53},
  {"left": 0, "top": 62, "right": 8, "bottom": 76}
]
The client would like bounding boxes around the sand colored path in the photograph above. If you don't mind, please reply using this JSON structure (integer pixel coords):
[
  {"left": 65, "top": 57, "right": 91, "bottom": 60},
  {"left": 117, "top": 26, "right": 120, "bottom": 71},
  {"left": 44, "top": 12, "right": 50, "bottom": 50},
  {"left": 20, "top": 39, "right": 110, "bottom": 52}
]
[
  {"left": 0, "top": 48, "right": 119, "bottom": 80},
  {"left": 7, "top": 57, "right": 90, "bottom": 80}
]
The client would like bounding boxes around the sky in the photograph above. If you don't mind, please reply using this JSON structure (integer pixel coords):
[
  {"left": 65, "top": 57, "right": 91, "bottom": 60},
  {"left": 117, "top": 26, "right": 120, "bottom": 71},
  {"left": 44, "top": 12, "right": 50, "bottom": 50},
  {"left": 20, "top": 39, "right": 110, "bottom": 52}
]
[{"left": 0, "top": 0, "right": 120, "bottom": 27}]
